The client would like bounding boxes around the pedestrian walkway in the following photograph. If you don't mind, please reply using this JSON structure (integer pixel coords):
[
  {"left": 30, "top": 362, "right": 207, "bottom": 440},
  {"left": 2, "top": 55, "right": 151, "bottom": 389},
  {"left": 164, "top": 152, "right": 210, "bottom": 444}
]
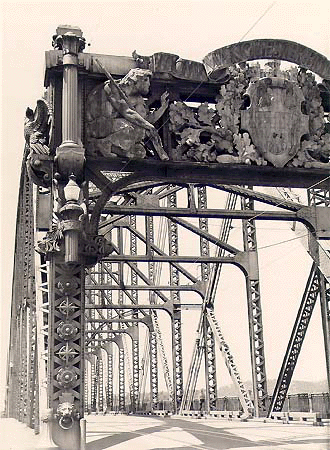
[{"left": 1, "top": 414, "right": 329, "bottom": 449}]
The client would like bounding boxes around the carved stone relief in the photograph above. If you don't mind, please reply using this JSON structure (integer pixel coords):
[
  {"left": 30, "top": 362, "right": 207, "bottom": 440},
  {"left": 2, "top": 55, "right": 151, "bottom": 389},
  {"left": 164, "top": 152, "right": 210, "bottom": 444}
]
[
  {"left": 169, "top": 63, "right": 330, "bottom": 168},
  {"left": 86, "top": 67, "right": 169, "bottom": 160},
  {"left": 85, "top": 61, "right": 330, "bottom": 169},
  {"left": 241, "top": 77, "right": 309, "bottom": 167}
]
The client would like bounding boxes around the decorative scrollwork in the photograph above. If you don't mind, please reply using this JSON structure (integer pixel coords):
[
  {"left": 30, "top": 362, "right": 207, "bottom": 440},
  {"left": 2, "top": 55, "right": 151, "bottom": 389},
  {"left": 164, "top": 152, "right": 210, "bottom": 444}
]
[
  {"left": 169, "top": 64, "right": 263, "bottom": 165},
  {"left": 35, "top": 222, "right": 64, "bottom": 254},
  {"left": 291, "top": 68, "right": 330, "bottom": 168},
  {"left": 81, "top": 234, "right": 114, "bottom": 263}
]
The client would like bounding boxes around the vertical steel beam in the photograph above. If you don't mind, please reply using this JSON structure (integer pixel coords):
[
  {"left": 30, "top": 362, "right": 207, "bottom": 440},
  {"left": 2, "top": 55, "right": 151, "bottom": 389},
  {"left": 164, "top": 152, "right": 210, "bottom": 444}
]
[
  {"left": 197, "top": 186, "right": 217, "bottom": 411},
  {"left": 104, "top": 259, "right": 114, "bottom": 411},
  {"left": 19, "top": 304, "right": 28, "bottom": 423},
  {"left": 97, "top": 354, "right": 104, "bottom": 412},
  {"left": 132, "top": 338, "right": 139, "bottom": 411},
  {"left": 319, "top": 275, "right": 330, "bottom": 393},
  {"left": 7, "top": 164, "right": 35, "bottom": 424},
  {"left": 27, "top": 306, "right": 37, "bottom": 428},
  {"left": 118, "top": 342, "right": 125, "bottom": 411},
  {"left": 34, "top": 251, "right": 49, "bottom": 435},
  {"left": 167, "top": 189, "right": 183, "bottom": 412},
  {"left": 145, "top": 202, "right": 159, "bottom": 409},
  {"left": 107, "top": 349, "right": 114, "bottom": 410},
  {"left": 241, "top": 193, "right": 268, "bottom": 417},
  {"left": 117, "top": 226, "right": 127, "bottom": 409},
  {"left": 91, "top": 358, "right": 97, "bottom": 412},
  {"left": 48, "top": 261, "right": 85, "bottom": 448},
  {"left": 13, "top": 316, "right": 21, "bottom": 420},
  {"left": 84, "top": 366, "right": 89, "bottom": 413},
  {"left": 308, "top": 187, "right": 330, "bottom": 393},
  {"left": 203, "top": 319, "right": 218, "bottom": 411},
  {"left": 149, "top": 329, "right": 159, "bottom": 409},
  {"left": 130, "top": 215, "right": 139, "bottom": 411}
]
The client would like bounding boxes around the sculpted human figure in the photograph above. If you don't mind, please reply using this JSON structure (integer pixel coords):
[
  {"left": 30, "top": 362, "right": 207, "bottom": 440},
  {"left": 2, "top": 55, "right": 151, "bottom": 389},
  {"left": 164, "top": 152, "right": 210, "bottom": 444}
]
[{"left": 87, "top": 65, "right": 169, "bottom": 160}]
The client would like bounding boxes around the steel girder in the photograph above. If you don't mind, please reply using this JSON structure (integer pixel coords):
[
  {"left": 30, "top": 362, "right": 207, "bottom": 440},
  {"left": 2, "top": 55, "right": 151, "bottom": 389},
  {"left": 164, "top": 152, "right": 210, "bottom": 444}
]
[
  {"left": 241, "top": 192, "right": 268, "bottom": 417},
  {"left": 47, "top": 260, "right": 85, "bottom": 448},
  {"left": 268, "top": 263, "right": 320, "bottom": 414},
  {"left": 198, "top": 186, "right": 217, "bottom": 412},
  {"left": 308, "top": 188, "right": 330, "bottom": 394},
  {"left": 90, "top": 356, "right": 97, "bottom": 412},
  {"left": 96, "top": 353, "right": 104, "bottom": 412},
  {"left": 203, "top": 317, "right": 217, "bottom": 411},
  {"left": 6, "top": 164, "right": 38, "bottom": 428},
  {"left": 319, "top": 275, "right": 330, "bottom": 393},
  {"left": 118, "top": 343, "right": 125, "bottom": 411},
  {"left": 106, "top": 349, "right": 114, "bottom": 410},
  {"left": 268, "top": 187, "right": 330, "bottom": 416},
  {"left": 164, "top": 189, "right": 183, "bottom": 412},
  {"left": 129, "top": 215, "right": 140, "bottom": 411},
  {"left": 150, "top": 330, "right": 159, "bottom": 409}
]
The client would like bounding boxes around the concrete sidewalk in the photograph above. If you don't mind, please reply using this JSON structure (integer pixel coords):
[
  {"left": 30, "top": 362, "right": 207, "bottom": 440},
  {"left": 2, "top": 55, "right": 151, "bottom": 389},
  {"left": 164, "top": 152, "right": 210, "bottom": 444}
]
[{"left": 1, "top": 415, "right": 329, "bottom": 450}]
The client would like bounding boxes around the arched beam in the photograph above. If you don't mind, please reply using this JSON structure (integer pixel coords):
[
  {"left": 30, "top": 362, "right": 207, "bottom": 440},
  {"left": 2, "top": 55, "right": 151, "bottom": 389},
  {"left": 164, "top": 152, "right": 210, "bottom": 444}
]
[{"left": 203, "top": 39, "right": 330, "bottom": 81}]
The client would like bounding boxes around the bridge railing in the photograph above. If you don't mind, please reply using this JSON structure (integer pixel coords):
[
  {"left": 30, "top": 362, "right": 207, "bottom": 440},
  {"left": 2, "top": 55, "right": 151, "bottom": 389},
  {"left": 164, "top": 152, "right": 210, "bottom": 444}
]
[{"left": 134, "top": 393, "right": 329, "bottom": 418}]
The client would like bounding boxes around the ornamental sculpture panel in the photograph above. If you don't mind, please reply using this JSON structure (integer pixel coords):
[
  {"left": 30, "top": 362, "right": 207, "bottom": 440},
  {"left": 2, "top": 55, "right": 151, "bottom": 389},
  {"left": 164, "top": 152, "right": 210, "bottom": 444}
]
[
  {"left": 86, "top": 67, "right": 169, "bottom": 160},
  {"left": 85, "top": 56, "right": 330, "bottom": 169}
]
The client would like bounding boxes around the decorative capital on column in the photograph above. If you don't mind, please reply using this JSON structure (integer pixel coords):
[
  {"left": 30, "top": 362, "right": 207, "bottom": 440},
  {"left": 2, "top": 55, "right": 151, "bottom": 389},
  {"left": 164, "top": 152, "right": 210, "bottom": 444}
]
[{"left": 52, "top": 25, "right": 85, "bottom": 56}]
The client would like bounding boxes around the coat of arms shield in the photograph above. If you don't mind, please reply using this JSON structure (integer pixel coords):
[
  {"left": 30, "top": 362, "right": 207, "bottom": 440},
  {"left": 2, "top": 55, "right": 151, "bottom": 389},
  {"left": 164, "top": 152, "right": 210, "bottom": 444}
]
[{"left": 241, "top": 77, "right": 309, "bottom": 167}]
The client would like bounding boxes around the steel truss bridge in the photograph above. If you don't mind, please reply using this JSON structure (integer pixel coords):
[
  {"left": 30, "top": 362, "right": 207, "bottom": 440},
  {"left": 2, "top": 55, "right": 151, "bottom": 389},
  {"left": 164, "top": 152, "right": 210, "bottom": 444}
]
[{"left": 5, "top": 26, "right": 330, "bottom": 450}]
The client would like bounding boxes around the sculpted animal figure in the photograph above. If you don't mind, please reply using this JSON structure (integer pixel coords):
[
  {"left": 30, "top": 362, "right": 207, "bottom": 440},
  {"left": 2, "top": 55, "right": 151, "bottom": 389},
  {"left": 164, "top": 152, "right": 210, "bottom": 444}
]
[
  {"left": 24, "top": 98, "right": 52, "bottom": 186},
  {"left": 55, "top": 401, "right": 80, "bottom": 430},
  {"left": 24, "top": 98, "right": 51, "bottom": 155}
]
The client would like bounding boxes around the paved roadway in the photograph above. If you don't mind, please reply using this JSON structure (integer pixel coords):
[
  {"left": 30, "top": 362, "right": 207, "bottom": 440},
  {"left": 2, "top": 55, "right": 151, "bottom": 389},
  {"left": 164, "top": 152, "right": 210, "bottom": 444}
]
[{"left": 1, "top": 414, "right": 329, "bottom": 449}]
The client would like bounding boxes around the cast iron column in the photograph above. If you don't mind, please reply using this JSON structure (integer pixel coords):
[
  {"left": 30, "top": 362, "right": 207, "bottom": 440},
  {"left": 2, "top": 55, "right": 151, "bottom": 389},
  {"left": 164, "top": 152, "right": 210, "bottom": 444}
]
[{"left": 48, "top": 26, "right": 86, "bottom": 450}]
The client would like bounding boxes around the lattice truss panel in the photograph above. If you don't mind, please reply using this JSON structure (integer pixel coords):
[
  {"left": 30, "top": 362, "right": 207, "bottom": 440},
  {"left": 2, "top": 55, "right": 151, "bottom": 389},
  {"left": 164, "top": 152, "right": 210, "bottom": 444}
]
[
  {"left": 5, "top": 173, "right": 329, "bottom": 432},
  {"left": 6, "top": 164, "right": 39, "bottom": 428},
  {"left": 6, "top": 163, "right": 329, "bottom": 427},
  {"left": 267, "top": 187, "right": 330, "bottom": 416},
  {"left": 83, "top": 173, "right": 329, "bottom": 415}
]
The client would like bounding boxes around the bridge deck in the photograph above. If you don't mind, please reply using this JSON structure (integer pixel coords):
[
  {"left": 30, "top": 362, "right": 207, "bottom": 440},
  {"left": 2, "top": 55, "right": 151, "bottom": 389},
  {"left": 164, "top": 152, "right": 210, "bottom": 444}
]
[{"left": 1, "top": 415, "right": 329, "bottom": 450}]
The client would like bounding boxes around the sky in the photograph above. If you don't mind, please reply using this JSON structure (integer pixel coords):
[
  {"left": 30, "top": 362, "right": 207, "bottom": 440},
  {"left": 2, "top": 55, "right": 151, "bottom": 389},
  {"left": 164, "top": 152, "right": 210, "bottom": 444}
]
[{"left": 1, "top": 0, "right": 330, "bottom": 409}]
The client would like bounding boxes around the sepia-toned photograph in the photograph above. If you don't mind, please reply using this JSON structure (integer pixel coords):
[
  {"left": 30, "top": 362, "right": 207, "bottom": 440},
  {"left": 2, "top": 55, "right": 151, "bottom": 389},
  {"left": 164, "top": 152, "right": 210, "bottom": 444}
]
[{"left": 1, "top": 1, "right": 329, "bottom": 449}]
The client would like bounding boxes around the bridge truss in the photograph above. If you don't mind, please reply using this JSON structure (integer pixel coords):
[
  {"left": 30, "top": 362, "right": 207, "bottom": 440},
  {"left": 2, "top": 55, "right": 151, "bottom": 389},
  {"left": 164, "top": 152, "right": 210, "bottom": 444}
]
[{"left": 5, "top": 26, "right": 330, "bottom": 450}]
